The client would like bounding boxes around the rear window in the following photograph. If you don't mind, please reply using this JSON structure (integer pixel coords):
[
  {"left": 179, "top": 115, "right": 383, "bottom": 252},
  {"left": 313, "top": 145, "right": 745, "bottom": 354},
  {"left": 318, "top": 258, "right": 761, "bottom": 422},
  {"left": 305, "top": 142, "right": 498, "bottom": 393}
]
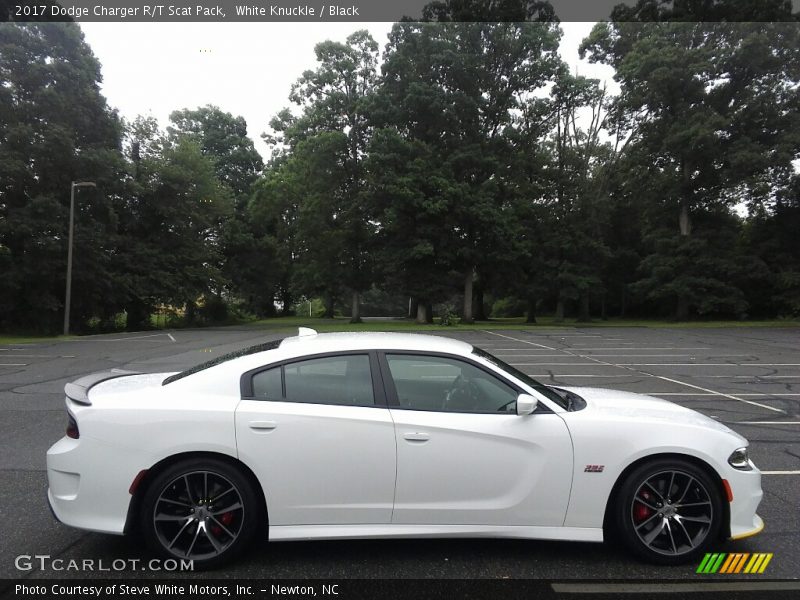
[{"left": 162, "top": 338, "right": 285, "bottom": 385}]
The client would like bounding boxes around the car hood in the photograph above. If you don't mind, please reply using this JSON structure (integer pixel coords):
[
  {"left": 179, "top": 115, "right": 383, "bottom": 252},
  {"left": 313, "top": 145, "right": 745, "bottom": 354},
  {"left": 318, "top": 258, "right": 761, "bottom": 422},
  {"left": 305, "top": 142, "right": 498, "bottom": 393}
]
[{"left": 558, "top": 386, "right": 739, "bottom": 436}]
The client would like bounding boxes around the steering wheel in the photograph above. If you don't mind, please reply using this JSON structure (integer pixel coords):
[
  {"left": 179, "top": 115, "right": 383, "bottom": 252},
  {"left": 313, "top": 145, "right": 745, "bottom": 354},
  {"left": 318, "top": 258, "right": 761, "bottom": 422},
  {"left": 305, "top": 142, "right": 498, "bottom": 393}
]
[{"left": 443, "top": 375, "right": 482, "bottom": 411}]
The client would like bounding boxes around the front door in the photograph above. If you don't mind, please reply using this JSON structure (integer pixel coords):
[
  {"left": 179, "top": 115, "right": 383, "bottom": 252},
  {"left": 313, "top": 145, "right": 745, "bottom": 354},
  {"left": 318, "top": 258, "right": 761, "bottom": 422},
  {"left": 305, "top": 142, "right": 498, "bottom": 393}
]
[{"left": 382, "top": 353, "right": 573, "bottom": 526}]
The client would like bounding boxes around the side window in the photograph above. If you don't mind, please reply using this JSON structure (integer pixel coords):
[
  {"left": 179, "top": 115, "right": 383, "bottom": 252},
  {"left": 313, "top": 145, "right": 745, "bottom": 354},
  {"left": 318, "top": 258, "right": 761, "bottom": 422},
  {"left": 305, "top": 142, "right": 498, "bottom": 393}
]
[
  {"left": 283, "top": 354, "right": 375, "bottom": 406},
  {"left": 385, "top": 354, "right": 518, "bottom": 413},
  {"left": 251, "top": 367, "right": 282, "bottom": 400}
]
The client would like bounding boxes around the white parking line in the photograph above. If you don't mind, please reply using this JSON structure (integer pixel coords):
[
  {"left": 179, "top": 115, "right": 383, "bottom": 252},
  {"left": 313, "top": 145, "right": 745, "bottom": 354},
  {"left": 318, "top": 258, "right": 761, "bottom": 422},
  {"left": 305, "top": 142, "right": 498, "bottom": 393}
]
[
  {"left": 167, "top": 333, "right": 176, "bottom": 342},
  {"left": 509, "top": 362, "right": 612, "bottom": 366},
  {"left": 703, "top": 375, "right": 800, "bottom": 378},
  {"left": 650, "top": 393, "right": 800, "bottom": 397},
  {"left": 63, "top": 333, "right": 172, "bottom": 342},
  {"left": 525, "top": 374, "right": 634, "bottom": 378},
  {"left": 588, "top": 354, "right": 753, "bottom": 358},
  {"left": 736, "top": 421, "right": 800, "bottom": 425},
  {"left": 494, "top": 354, "right": 571, "bottom": 357},
  {"left": 615, "top": 363, "right": 800, "bottom": 367},
  {"left": 761, "top": 471, "right": 800, "bottom": 475},
  {"left": 0, "top": 354, "right": 75, "bottom": 358},
  {"left": 484, "top": 330, "right": 786, "bottom": 414},
  {"left": 646, "top": 374, "right": 784, "bottom": 413},
  {"left": 565, "top": 347, "right": 712, "bottom": 350},
  {"left": 0, "top": 363, "right": 27, "bottom": 366}
]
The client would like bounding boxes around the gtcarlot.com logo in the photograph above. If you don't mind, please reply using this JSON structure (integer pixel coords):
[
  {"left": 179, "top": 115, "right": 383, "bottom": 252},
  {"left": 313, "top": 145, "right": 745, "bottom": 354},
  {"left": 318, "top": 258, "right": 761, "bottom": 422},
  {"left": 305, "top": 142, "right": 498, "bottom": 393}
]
[{"left": 696, "top": 552, "right": 773, "bottom": 574}]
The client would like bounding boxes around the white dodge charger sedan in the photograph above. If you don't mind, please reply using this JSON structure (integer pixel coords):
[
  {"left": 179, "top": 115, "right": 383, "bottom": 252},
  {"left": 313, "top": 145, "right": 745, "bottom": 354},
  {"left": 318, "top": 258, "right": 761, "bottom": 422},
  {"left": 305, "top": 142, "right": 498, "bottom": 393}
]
[{"left": 47, "top": 329, "right": 763, "bottom": 568}]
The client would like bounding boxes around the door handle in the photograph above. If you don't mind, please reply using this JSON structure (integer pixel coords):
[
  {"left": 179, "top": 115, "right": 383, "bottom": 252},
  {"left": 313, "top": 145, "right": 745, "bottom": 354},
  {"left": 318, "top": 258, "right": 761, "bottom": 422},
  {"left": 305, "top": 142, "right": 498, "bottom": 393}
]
[
  {"left": 403, "top": 432, "right": 430, "bottom": 442},
  {"left": 249, "top": 420, "right": 277, "bottom": 431}
]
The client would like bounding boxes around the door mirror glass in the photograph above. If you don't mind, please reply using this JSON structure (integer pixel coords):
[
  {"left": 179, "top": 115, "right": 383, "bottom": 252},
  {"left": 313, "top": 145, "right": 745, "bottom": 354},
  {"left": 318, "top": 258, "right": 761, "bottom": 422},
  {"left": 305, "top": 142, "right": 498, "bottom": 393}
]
[{"left": 516, "top": 393, "right": 538, "bottom": 416}]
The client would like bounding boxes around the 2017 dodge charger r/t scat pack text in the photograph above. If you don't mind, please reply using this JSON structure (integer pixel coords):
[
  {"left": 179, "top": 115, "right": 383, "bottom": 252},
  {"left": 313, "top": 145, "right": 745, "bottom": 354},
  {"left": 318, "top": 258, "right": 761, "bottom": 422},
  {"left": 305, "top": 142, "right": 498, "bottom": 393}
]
[{"left": 47, "top": 329, "right": 763, "bottom": 568}]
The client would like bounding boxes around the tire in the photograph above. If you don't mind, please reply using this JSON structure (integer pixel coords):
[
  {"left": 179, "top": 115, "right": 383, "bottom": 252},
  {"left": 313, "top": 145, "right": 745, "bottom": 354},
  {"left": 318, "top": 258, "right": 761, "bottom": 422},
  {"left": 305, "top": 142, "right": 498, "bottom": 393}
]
[
  {"left": 139, "top": 457, "right": 262, "bottom": 569},
  {"left": 615, "top": 457, "right": 723, "bottom": 565}
]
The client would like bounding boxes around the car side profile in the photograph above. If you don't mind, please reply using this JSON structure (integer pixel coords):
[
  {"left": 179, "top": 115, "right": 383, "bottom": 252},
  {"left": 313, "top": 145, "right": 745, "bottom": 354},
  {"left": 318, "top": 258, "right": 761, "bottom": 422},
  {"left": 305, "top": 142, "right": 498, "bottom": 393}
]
[{"left": 47, "top": 329, "right": 763, "bottom": 568}]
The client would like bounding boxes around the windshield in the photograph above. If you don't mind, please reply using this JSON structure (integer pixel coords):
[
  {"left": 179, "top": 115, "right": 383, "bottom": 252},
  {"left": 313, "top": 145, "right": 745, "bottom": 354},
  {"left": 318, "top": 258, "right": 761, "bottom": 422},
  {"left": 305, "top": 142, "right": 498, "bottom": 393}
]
[{"left": 472, "top": 347, "right": 569, "bottom": 410}]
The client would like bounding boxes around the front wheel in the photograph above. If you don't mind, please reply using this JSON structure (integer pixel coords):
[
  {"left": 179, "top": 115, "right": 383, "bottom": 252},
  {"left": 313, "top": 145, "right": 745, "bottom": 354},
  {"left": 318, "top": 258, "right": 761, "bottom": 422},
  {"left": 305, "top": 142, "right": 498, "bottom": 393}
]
[
  {"left": 140, "top": 457, "right": 262, "bottom": 569},
  {"left": 616, "top": 458, "right": 723, "bottom": 565}
]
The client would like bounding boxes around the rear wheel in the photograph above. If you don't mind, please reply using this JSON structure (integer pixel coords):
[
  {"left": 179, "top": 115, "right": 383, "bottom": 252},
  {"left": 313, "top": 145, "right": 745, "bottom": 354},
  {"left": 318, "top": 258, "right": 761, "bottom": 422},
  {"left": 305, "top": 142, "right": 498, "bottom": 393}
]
[
  {"left": 140, "top": 457, "right": 261, "bottom": 569},
  {"left": 616, "top": 458, "right": 722, "bottom": 565}
]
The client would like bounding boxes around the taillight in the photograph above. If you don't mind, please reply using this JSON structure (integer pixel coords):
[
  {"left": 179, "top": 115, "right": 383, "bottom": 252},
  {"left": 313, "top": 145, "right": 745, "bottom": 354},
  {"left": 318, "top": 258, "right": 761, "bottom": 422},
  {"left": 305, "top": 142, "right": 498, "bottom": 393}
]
[{"left": 66, "top": 413, "right": 79, "bottom": 439}]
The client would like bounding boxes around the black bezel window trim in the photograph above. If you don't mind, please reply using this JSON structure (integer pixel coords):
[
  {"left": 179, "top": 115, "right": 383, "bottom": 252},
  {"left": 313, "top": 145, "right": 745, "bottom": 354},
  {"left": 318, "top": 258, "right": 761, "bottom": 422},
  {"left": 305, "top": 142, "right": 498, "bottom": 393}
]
[
  {"left": 240, "top": 351, "right": 388, "bottom": 408},
  {"left": 377, "top": 350, "right": 553, "bottom": 415}
]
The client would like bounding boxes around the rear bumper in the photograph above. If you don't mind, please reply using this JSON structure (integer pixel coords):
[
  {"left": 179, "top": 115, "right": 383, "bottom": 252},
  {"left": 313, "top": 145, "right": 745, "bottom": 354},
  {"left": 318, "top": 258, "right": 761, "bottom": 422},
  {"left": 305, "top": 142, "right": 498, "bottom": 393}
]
[{"left": 47, "top": 435, "right": 136, "bottom": 535}]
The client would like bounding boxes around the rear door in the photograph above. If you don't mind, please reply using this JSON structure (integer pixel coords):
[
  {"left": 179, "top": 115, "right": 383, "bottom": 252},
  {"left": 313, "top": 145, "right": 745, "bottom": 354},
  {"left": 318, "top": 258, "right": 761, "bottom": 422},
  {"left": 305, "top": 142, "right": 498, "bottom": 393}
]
[{"left": 235, "top": 352, "right": 396, "bottom": 525}]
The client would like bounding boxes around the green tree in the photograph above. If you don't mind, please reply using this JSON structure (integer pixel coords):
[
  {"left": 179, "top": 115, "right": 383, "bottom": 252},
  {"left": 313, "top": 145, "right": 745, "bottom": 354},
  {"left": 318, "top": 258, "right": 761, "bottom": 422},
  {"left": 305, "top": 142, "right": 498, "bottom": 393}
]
[
  {"left": 0, "top": 23, "right": 124, "bottom": 333},
  {"left": 375, "top": 18, "right": 563, "bottom": 322},
  {"left": 262, "top": 31, "right": 379, "bottom": 321},
  {"left": 167, "top": 105, "right": 264, "bottom": 316},
  {"left": 119, "top": 119, "right": 233, "bottom": 328},
  {"left": 581, "top": 19, "right": 800, "bottom": 318}
]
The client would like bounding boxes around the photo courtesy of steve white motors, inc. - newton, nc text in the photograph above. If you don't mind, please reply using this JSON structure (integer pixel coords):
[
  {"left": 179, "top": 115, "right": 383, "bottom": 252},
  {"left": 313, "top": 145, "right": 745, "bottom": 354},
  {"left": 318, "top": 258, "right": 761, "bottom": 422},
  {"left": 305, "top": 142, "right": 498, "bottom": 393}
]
[{"left": 2, "top": 0, "right": 800, "bottom": 599}]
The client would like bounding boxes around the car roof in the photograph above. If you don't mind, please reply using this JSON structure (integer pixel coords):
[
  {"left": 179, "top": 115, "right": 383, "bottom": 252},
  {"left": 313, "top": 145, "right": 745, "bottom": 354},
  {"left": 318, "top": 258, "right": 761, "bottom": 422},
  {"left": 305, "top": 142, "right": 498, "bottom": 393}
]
[{"left": 278, "top": 330, "right": 474, "bottom": 357}]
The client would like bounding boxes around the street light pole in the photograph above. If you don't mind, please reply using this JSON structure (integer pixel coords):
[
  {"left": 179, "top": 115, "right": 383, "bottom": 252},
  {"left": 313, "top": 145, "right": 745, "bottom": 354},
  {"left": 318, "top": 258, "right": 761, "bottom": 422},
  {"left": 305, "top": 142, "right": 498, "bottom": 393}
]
[{"left": 63, "top": 181, "right": 97, "bottom": 336}]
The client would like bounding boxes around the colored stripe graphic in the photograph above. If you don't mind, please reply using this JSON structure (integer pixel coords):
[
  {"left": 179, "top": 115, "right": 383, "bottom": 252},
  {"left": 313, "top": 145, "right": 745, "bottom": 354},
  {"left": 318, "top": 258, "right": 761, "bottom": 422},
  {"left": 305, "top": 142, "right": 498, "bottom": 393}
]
[{"left": 698, "top": 553, "right": 772, "bottom": 574}]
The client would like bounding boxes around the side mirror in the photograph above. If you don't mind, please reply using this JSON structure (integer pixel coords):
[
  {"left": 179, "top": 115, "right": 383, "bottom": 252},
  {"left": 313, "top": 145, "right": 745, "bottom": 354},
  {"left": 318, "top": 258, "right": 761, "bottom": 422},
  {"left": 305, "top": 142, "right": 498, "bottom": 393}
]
[{"left": 516, "top": 393, "right": 538, "bottom": 416}]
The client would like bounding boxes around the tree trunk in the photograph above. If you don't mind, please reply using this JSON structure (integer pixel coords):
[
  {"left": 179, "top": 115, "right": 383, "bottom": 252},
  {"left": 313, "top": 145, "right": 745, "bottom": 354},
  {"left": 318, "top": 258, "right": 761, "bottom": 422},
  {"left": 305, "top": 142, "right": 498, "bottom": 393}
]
[
  {"left": 462, "top": 269, "right": 475, "bottom": 323},
  {"left": 409, "top": 296, "right": 418, "bottom": 319},
  {"left": 676, "top": 202, "right": 691, "bottom": 319},
  {"left": 350, "top": 290, "right": 362, "bottom": 324},
  {"left": 601, "top": 293, "right": 607, "bottom": 321},
  {"left": 577, "top": 294, "right": 590, "bottom": 322},
  {"left": 676, "top": 296, "right": 690, "bottom": 321},
  {"left": 621, "top": 285, "right": 628, "bottom": 318},
  {"left": 525, "top": 298, "right": 537, "bottom": 324},
  {"left": 416, "top": 302, "right": 428, "bottom": 324},
  {"left": 474, "top": 284, "right": 487, "bottom": 321},
  {"left": 678, "top": 203, "right": 692, "bottom": 236},
  {"left": 323, "top": 293, "right": 335, "bottom": 319},
  {"left": 425, "top": 302, "right": 433, "bottom": 324},
  {"left": 280, "top": 288, "right": 294, "bottom": 316},
  {"left": 554, "top": 296, "right": 565, "bottom": 323}
]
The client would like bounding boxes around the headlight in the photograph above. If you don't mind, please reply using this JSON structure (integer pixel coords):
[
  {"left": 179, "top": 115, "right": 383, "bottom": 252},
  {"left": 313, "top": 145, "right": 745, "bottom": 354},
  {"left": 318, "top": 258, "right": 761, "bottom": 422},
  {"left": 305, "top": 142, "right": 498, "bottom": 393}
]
[{"left": 728, "top": 447, "right": 753, "bottom": 471}]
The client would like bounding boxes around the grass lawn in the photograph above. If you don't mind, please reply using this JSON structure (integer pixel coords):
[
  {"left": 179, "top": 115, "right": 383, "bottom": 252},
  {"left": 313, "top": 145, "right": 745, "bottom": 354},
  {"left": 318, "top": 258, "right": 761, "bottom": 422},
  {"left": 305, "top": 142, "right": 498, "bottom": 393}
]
[{"left": 249, "top": 315, "right": 800, "bottom": 332}]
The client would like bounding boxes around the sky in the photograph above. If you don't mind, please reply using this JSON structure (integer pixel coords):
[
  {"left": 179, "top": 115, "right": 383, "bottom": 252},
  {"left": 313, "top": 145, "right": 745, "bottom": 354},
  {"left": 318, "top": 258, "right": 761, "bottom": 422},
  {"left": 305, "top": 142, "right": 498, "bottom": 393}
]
[{"left": 80, "top": 22, "right": 618, "bottom": 160}]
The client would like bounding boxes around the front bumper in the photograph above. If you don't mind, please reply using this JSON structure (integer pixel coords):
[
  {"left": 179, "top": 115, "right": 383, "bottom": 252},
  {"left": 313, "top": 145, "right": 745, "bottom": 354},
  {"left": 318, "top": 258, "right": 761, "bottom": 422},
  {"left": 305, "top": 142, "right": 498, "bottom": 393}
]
[{"left": 725, "top": 466, "right": 764, "bottom": 541}]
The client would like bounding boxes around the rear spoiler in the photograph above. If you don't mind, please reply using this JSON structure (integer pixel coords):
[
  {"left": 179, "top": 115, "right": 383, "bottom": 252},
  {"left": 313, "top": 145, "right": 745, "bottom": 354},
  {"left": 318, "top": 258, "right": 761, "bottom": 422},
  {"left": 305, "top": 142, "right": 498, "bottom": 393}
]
[{"left": 64, "top": 369, "right": 142, "bottom": 406}]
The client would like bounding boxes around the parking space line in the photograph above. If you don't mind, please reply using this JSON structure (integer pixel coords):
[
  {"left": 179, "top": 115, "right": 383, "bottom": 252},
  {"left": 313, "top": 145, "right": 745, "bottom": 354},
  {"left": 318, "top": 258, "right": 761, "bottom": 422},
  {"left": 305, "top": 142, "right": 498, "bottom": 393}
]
[
  {"left": 761, "top": 471, "right": 800, "bottom": 475},
  {"left": 565, "top": 347, "right": 712, "bottom": 350},
  {"left": 0, "top": 363, "right": 27, "bottom": 366},
  {"left": 648, "top": 393, "right": 800, "bottom": 397},
  {"left": 614, "top": 363, "right": 800, "bottom": 367},
  {"left": 737, "top": 421, "right": 800, "bottom": 425},
  {"left": 643, "top": 374, "right": 785, "bottom": 413},
  {"left": 484, "top": 330, "right": 786, "bottom": 414},
  {"left": 703, "top": 375, "right": 800, "bottom": 378}
]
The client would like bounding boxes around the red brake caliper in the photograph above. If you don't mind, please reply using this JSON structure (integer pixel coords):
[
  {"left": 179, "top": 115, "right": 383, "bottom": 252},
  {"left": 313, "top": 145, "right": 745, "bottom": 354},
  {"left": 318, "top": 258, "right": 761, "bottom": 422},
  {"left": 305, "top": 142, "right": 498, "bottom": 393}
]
[
  {"left": 210, "top": 511, "right": 234, "bottom": 537},
  {"left": 634, "top": 490, "right": 653, "bottom": 522}
]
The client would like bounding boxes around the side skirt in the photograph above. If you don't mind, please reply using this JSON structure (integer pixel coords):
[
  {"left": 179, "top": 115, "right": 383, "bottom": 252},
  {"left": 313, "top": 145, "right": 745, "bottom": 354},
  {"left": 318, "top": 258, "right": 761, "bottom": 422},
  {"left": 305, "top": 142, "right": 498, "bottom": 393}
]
[{"left": 268, "top": 524, "right": 604, "bottom": 543}]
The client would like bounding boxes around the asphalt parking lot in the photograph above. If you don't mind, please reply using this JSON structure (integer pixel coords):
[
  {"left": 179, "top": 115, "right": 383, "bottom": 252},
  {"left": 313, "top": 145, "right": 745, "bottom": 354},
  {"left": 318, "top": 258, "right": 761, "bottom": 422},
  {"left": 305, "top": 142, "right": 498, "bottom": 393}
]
[{"left": 1, "top": 325, "right": 798, "bottom": 582}]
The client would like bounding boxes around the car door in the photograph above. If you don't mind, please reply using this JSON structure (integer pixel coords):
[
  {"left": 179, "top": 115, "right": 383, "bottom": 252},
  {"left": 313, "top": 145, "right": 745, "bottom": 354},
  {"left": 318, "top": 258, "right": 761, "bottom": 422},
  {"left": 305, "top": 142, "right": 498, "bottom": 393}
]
[
  {"left": 235, "top": 352, "right": 396, "bottom": 526},
  {"left": 381, "top": 352, "right": 573, "bottom": 527}
]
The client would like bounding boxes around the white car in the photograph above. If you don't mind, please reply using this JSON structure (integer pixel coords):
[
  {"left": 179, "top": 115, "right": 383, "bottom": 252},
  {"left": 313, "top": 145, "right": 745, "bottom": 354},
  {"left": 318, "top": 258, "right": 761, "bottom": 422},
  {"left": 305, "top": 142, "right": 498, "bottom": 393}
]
[{"left": 47, "top": 329, "right": 763, "bottom": 568}]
